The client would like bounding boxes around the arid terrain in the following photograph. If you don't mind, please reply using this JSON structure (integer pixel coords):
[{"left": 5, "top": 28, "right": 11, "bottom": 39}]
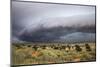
[{"left": 11, "top": 42, "right": 96, "bottom": 65}]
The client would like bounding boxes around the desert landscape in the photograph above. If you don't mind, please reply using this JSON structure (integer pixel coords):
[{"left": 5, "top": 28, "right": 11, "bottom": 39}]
[
  {"left": 12, "top": 42, "right": 96, "bottom": 65},
  {"left": 11, "top": 1, "right": 96, "bottom": 66}
]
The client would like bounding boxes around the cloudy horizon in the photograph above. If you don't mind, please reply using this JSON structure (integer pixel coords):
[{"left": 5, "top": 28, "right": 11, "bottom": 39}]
[{"left": 11, "top": 1, "right": 96, "bottom": 43}]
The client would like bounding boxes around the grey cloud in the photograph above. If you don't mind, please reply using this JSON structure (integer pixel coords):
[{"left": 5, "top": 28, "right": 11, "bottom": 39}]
[
  {"left": 11, "top": 1, "right": 96, "bottom": 43},
  {"left": 19, "top": 25, "right": 95, "bottom": 42},
  {"left": 59, "top": 32, "right": 95, "bottom": 42}
]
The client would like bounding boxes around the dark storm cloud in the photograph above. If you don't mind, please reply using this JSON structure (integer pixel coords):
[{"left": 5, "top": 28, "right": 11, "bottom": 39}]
[
  {"left": 11, "top": 1, "right": 96, "bottom": 42},
  {"left": 19, "top": 25, "right": 95, "bottom": 42}
]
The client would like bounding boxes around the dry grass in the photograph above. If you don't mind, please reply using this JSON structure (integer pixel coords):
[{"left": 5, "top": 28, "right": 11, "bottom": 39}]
[{"left": 11, "top": 42, "right": 96, "bottom": 65}]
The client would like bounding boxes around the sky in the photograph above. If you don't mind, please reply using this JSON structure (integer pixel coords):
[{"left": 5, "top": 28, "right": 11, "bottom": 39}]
[{"left": 11, "top": 1, "right": 96, "bottom": 43}]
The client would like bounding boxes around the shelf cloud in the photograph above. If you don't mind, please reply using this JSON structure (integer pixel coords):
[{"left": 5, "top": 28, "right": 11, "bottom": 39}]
[{"left": 11, "top": 1, "right": 96, "bottom": 43}]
